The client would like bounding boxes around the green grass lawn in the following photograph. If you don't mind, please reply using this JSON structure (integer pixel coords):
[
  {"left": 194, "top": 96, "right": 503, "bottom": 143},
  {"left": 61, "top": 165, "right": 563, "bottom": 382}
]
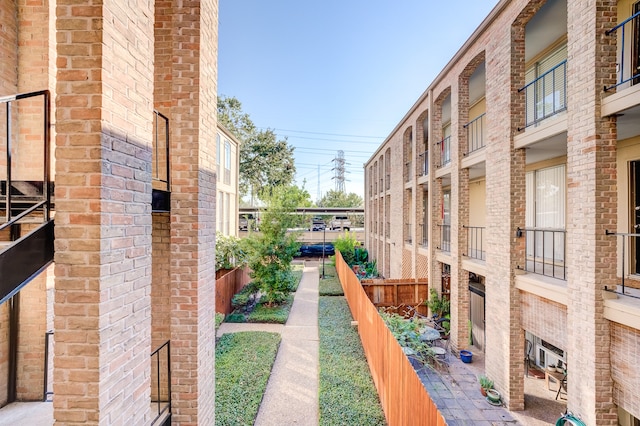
[
  {"left": 215, "top": 331, "right": 281, "bottom": 426},
  {"left": 319, "top": 296, "right": 386, "bottom": 425},
  {"left": 318, "top": 263, "right": 344, "bottom": 296}
]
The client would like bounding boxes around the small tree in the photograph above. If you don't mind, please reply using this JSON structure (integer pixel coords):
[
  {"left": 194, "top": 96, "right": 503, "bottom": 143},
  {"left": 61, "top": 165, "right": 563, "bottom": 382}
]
[
  {"left": 332, "top": 231, "right": 361, "bottom": 266},
  {"left": 244, "top": 185, "right": 302, "bottom": 305}
]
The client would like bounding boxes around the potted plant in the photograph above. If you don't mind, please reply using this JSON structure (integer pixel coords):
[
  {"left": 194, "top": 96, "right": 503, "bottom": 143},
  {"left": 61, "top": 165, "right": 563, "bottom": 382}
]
[
  {"left": 478, "top": 375, "right": 494, "bottom": 397},
  {"left": 486, "top": 388, "right": 502, "bottom": 404}
]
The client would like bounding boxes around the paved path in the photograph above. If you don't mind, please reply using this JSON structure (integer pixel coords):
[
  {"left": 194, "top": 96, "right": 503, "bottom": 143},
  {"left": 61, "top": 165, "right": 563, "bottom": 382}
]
[{"left": 216, "top": 261, "right": 320, "bottom": 425}]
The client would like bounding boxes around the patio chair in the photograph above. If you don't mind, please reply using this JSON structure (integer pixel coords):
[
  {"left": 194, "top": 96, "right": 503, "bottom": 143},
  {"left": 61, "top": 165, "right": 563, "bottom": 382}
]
[
  {"left": 525, "top": 339, "right": 533, "bottom": 377},
  {"left": 432, "top": 337, "right": 450, "bottom": 365}
]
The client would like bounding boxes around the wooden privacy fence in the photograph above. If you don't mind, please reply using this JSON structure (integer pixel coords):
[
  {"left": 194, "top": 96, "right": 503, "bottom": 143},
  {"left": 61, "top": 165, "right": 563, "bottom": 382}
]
[
  {"left": 360, "top": 277, "right": 429, "bottom": 316},
  {"left": 335, "top": 251, "right": 446, "bottom": 426},
  {"left": 215, "top": 266, "right": 251, "bottom": 314}
]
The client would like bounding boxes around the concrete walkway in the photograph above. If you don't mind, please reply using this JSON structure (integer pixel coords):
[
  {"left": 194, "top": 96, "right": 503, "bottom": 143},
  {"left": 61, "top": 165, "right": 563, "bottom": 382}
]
[{"left": 216, "top": 261, "right": 320, "bottom": 425}]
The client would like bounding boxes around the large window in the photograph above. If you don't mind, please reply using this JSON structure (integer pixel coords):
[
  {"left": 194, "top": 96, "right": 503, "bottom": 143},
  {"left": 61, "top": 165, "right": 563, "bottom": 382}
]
[
  {"left": 524, "top": 44, "right": 567, "bottom": 126},
  {"left": 526, "top": 164, "right": 566, "bottom": 265},
  {"left": 224, "top": 140, "right": 231, "bottom": 185}
]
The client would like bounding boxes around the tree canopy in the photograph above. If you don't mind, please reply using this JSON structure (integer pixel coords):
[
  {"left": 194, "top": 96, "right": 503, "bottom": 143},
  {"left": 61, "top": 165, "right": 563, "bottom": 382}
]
[
  {"left": 217, "top": 95, "right": 296, "bottom": 203},
  {"left": 317, "top": 190, "right": 363, "bottom": 208}
]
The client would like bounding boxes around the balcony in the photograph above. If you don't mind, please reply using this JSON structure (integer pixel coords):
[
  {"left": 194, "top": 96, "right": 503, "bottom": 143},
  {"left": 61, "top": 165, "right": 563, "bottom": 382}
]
[
  {"left": 518, "top": 227, "right": 566, "bottom": 280},
  {"left": 605, "top": 231, "right": 640, "bottom": 299},
  {"left": 605, "top": 10, "right": 640, "bottom": 92},
  {"left": 405, "top": 161, "right": 413, "bottom": 182},
  {"left": 404, "top": 223, "right": 412, "bottom": 244},
  {"left": 385, "top": 222, "right": 390, "bottom": 238},
  {"left": 379, "top": 179, "right": 384, "bottom": 194},
  {"left": 464, "top": 225, "right": 485, "bottom": 261},
  {"left": 464, "top": 114, "right": 486, "bottom": 155},
  {"left": 519, "top": 60, "right": 567, "bottom": 129},
  {"left": 436, "top": 137, "right": 451, "bottom": 168},
  {"left": 418, "top": 150, "right": 429, "bottom": 177},
  {"left": 418, "top": 223, "right": 428, "bottom": 247},
  {"left": 385, "top": 174, "right": 390, "bottom": 190},
  {"left": 438, "top": 224, "right": 451, "bottom": 253}
]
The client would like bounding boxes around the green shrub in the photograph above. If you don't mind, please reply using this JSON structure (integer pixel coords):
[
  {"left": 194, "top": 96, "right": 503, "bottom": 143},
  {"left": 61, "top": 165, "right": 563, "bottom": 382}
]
[
  {"left": 215, "top": 312, "right": 225, "bottom": 330},
  {"left": 247, "top": 294, "right": 294, "bottom": 324},
  {"left": 332, "top": 231, "right": 361, "bottom": 266},
  {"left": 225, "top": 312, "right": 246, "bottom": 323},
  {"left": 216, "top": 233, "right": 249, "bottom": 271},
  {"left": 215, "top": 332, "right": 281, "bottom": 426}
]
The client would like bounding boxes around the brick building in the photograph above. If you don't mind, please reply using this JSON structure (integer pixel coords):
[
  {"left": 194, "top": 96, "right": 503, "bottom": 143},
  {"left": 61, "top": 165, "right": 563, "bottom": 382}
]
[
  {"left": 0, "top": 0, "right": 219, "bottom": 424},
  {"left": 364, "top": 0, "right": 640, "bottom": 424}
]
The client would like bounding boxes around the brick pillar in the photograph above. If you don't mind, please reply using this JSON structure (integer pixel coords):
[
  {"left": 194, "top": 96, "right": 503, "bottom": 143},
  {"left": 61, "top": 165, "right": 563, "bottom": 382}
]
[
  {"left": 565, "top": 1, "right": 618, "bottom": 424},
  {"left": 54, "top": 0, "right": 154, "bottom": 423},
  {"left": 451, "top": 73, "right": 470, "bottom": 354},
  {"left": 161, "top": 0, "right": 219, "bottom": 423},
  {"left": 484, "top": 7, "right": 535, "bottom": 410}
]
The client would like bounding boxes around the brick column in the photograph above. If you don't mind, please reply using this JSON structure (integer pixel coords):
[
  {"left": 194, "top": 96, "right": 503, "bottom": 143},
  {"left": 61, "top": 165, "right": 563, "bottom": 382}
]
[
  {"left": 54, "top": 0, "right": 154, "bottom": 423},
  {"left": 565, "top": 1, "right": 617, "bottom": 424},
  {"left": 484, "top": 7, "right": 534, "bottom": 409},
  {"left": 451, "top": 73, "right": 470, "bottom": 354},
  {"left": 162, "top": 0, "right": 219, "bottom": 423}
]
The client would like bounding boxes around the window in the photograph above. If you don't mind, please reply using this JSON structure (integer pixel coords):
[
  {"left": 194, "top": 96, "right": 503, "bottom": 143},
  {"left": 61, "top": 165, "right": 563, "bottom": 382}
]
[
  {"left": 524, "top": 44, "right": 567, "bottom": 126},
  {"left": 224, "top": 140, "right": 231, "bottom": 185},
  {"left": 216, "top": 134, "right": 221, "bottom": 177},
  {"left": 525, "top": 164, "right": 566, "bottom": 273}
]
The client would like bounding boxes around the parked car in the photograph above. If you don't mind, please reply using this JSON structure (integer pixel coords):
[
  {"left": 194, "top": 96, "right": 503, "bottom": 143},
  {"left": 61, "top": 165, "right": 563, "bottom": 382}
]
[
  {"left": 311, "top": 217, "right": 325, "bottom": 231},
  {"left": 298, "top": 243, "right": 334, "bottom": 257},
  {"left": 329, "top": 215, "right": 351, "bottom": 231},
  {"left": 239, "top": 213, "right": 257, "bottom": 231}
]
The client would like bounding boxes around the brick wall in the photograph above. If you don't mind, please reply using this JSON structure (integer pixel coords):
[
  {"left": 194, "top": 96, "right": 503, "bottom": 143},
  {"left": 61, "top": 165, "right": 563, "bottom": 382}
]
[
  {"left": 151, "top": 213, "right": 171, "bottom": 347},
  {"left": 54, "top": 0, "right": 155, "bottom": 422},
  {"left": 565, "top": 0, "right": 618, "bottom": 424}
]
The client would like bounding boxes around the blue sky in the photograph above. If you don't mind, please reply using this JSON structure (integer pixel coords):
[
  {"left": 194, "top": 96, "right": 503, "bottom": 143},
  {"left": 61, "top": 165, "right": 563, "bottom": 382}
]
[{"left": 218, "top": 1, "right": 500, "bottom": 202}]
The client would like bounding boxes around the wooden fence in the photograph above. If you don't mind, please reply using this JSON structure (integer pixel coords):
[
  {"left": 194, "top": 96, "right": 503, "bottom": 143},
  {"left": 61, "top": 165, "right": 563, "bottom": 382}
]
[
  {"left": 360, "top": 277, "right": 429, "bottom": 316},
  {"left": 336, "top": 251, "right": 446, "bottom": 426},
  {"left": 215, "top": 266, "right": 251, "bottom": 314}
]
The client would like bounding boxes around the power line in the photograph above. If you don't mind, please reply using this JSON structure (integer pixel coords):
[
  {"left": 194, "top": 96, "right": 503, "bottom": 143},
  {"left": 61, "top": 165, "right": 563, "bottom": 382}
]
[{"left": 259, "top": 127, "right": 384, "bottom": 139}]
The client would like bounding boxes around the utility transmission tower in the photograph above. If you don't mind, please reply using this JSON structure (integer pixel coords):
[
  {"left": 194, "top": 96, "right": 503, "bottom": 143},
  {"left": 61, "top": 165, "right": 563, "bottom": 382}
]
[{"left": 331, "top": 150, "right": 349, "bottom": 192}]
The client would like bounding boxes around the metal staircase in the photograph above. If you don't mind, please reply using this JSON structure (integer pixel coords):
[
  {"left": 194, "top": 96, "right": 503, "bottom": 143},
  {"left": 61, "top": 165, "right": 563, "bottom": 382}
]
[{"left": 0, "top": 90, "right": 53, "bottom": 305}]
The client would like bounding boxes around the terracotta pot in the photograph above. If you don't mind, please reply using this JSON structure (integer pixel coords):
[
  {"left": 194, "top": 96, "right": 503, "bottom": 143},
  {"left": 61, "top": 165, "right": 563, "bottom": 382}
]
[{"left": 480, "top": 387, "right": 487, "bottom": 397}]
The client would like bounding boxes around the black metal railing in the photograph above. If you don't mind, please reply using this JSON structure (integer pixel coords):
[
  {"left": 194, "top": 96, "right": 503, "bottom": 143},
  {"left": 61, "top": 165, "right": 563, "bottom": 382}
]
[
  {"left": 153, "top": 110, "right": 170, "bottom": 192},
  {"left": 418, "top": 223, "right": 428, "bottom": 247},
  {"left": 464, "top": 113, "right": 486, "bottom": 155},
  {"left": 0, "top": 90, "right": 51, "bottom": 225},
  {"left": 518, "top": 227, "right": 566, "bottom": 280},
  {"left": 464, "top": 225, "right": 485, "bottom": 260},
  {"left": 151, "top": 340, "right": 171, "bottom": 425},
  {"left": 405, "top": 161, "right": 412, "bottom": 182},
  {"left": 379, "top": 179, "right": 384, "bottom": 193},
  {"left": 605, "top": 231, "right": 640, "bottom": 298},
  {"left": 418, "top": 150, "right": 428, "bottom": 176},
  {"left": 605, "top": 10, "right": 640, "bottom": 91},
  {"left": 438, "top": 224, "right": 451, "bottom": 253},
  {"left": 385, "top": 174, "right": 390, "bottom": 190},
  {"left": 518, "top": 60, "right": 567, "bottom": 129},
  {"left": 43, "top": 330, "right": 53, "bottom": 401},
  {"left": 404, "top": 223, "right": 412, "bottom": 244},
  {"left": 437, "top": 137, "right": 451, "bottom": 168}
]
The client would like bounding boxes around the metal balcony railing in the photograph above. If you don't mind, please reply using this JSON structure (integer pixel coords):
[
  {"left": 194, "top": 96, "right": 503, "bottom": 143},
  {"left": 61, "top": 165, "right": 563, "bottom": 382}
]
[
  {"left": 153, "top": 110, "right": 170, "bottom": 192},
  {"left": 605, "top": 231, "right": 640, "bottom": 299},
  {"left": 405, "top": 161, "right": 413, "bottom": 182},
  {"left": 379, "top": 179, "right": 384, "bottom": 193},
  {"left": 418, "top": 150, "right": 428, "bottom": 176},
  {"left": 605, "top": 10, "right": 640, "bottom": 91},
  {"left": 518, "top": 60, "right": 567, "bottom": 129},
  {"left": 464, "top": 225, "right": 485, "bottom": 260},
  {"left": 438, "top": 224, "right": 451, "bottom": 253},
  {"left": 464, "top": 113, "right": 486, "bottom": 155},
  {"left": 151, "top": 340, "right": 171, "bottom": 425},
  {"left": 385, "top": 174, "right": 390, "bottom": 190},
  {"left": 436, "top": 137, "right": 451, "bottom": 168},
  {"left": 518, "top": 227, "right": 566, "bottom": 280},
  {"left": 404, "top": 223, "right": 412, "bottom": 243},
  {"left": 418, "top": 223, "right": 428, "bottom": 247}
]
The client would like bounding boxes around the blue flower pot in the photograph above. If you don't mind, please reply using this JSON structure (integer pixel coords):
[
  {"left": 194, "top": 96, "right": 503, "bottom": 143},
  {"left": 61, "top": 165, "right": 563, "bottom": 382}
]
[{"left": 460, "top": 350, "right": 473, "bottom": 363}]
